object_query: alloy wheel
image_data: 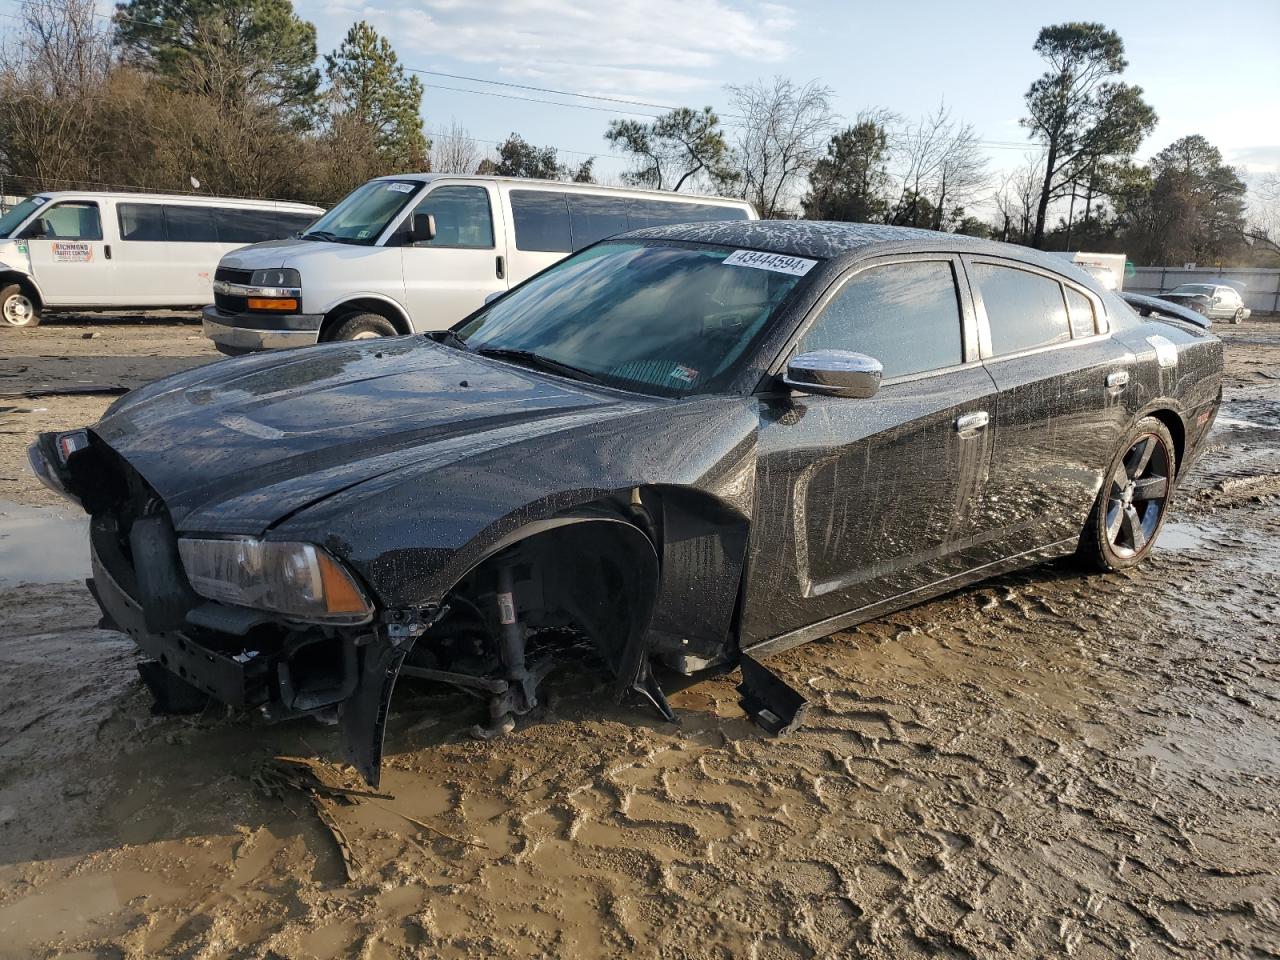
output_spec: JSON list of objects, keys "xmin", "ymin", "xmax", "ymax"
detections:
[
  {"xmin": 1105, "ymin": 433, "xmax": 1171, "ymax": 559},
  {"xmin": 2, "ymin": 292, "xmax": 34, "ymax": 326},
  {"xmin": 351, "ymin": 331, "xmax": 383, "ymax": 340}
]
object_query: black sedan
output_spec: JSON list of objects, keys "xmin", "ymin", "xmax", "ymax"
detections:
[{"xmin": 30, "ymin": 222, "xmax": 1223, "ymax": 784}]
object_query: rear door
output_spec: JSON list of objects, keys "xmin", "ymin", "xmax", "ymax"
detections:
[
  {"xmin": 397, "ymin": 181, "xmax": 508, "ymax": 331},
  {"xmin": 742, "ymin": 255, "xmax": 999, "ymax": 646},
  {"xmin": 966, "ymin": 257, "xmax": 1133, "ymax": 554},
  {"xmin": 22, "ymin": 199, "xmax": 116, "ymax": 305}
]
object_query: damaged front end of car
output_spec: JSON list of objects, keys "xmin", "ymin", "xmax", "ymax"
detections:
[{"xmin": 30, "ymin": 428, "xmax": 432, "ymax": 785}]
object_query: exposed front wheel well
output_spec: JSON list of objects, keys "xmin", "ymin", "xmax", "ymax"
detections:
[
  {"xmin": 0, "ymin": 272, "xmax": 40, "ymax": 306},
  {"xmin": 320, "ymin": 299, "xmax": 412, "ymax": 340}
]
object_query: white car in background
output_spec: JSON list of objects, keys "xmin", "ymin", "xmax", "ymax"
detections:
[
  {"xmin": 1158, "ymin": 283, "xmax": 1251, "ymax": 324},
  {"xmin": 201, "ymin": 174, "xmax": 757, "ymax": 354},
  {"xmin": 0, "ymin": 192, "xmax": 323, "ymax": 329}
]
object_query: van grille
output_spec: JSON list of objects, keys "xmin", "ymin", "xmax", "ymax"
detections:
[{"xmin": 213, "ymin": 266, "xmax": 252, "ymax": 312}]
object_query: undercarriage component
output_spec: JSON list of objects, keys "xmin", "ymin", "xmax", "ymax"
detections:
[
  {"xmin": 631, "ymin": 658, "xmax": 676, "ymax": 722},
  {"xmin": 736, "ymin": 654, "xmax": 808, "ymax": 736},
  {"xmin": 137, "ymin": 659, "xmax": 210, "ymax": 714}
]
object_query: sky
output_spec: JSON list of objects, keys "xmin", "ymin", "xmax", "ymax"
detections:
[{"xmin": 293, "ymin": 0, "xmax": 1280, "ymax": 194}]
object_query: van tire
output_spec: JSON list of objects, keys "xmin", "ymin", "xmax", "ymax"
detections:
[
  {"xmin": 0, "ymin": 284, "xmax": 40, "ymax": 329},
  {"xmin": 327, "ymin": 312, "xmax": 397, "ymax": 342}
]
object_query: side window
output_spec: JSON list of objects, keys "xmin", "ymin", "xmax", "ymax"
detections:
[
  {"xmin": 410, "ymin": 186, "xmax": 494, "ymax": 248},
  {"xmin": 627, "ymin": 199, "xmax": 701, "ymax": 228},
  {"xmin": 33, "ymin": 202, "xmax": 102, "ymax": 240},
  {"xmin": 278, "ymin": 211, "xmax": 317, "ymax": 235},
  {"xmin": 798, "ymin": 260, "xmax": 965, "ymax": 379},
  {"xmin": 567, "ymin": 195, "xmax": 629, "ymax": 250},
  {"xmin": 118, "ymin": 203, "xmax": 166, "ymax": 241},
  {"xmin": 164, "ymin": 205, "xmax": 219, "ymax": 243},
  {"xmin": 684, "ymin": 202, "xmax": 750, "ymax": 222},
  {"xmin": 1064, "ymin": 287, "xmax": 1097, "ymax": 338},
  {"xmin": 972, "ymin": 263, "xmax": 1070, "ymax": 356},
  {"xmin": 511, "ymin": 190, "xmax": 571, "ymax": 252},
  {"xmin": 215, "ymin": 209, "xmax": 277, "ymax": 244}
]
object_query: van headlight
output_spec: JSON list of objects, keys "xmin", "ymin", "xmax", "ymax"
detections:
[
  {"xmin": 245, "ymin": 268, "xmax": 301, "ymax": 312},
  {"xmin": 178, "ymin": 538, "xmax": 372, "ymax": 623}
]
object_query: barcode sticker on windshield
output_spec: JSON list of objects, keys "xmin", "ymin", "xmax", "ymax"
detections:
[
  {"xmin": 723, "ymin": 250, "xmax": 817, "ymax": 276},
  {"xmin": 385, "ymin": 182, "xmax": 415, "ymax": 193}
]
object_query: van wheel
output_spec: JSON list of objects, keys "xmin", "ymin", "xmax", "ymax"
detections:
[
  {"xmin": 1077, "ymin": 416, "xmax": 1176, "ymax": 572},
  {"xmin": 0, "ymin": 284, "xmax": 40, "ymax": 328},
  {"xmin": 327, "ymin": 312, "xmax": 397, "ymax": 341}
]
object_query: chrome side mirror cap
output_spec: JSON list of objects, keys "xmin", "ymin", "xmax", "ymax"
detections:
[{"xmin": 784, "ymin": 349, "xmax": 883, "ymax": 399}]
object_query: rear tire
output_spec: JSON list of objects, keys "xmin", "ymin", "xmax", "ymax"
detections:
[
  {"xmin": 1232, "ymin": 308, "xmax": 1244, "ymax": 324},
  {"xmin": 326, "ymin": 312, "xmax": 397, "ymax": 341},
  {"xmin": 1078, "ymin": 416, "xmax": 1177, "ymax": 572},
  {"xmin": 0, "ymin": 283, "xmax": 40, "ymax": 328}
]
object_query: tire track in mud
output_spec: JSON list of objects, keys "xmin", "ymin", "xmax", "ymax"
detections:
[{"xmin": 0, "ymin": 323, "xmax": 1278, "ymax": 959}]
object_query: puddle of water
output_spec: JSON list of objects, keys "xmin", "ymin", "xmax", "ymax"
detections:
[
  {"xmin": 1215, "ymin": 415, "xmax": 1277, "ymax": 431},
  {"xmin": 1158, "ymin": 521, "xmax": 1207, "ymax": 552},
  {"xmin": 0, "ymin": 499, "xmax": 91, "ymax": 584}
]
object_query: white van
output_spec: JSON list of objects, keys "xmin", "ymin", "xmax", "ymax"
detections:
[
  {"xmin": 200, "ymin": 175, "xmax": 756, "ymax": 354},
  {"xmin": 0, "ymin": 192, "xmax": 323, "ymax": 328}
]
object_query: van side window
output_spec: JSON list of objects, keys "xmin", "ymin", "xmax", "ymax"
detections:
[
  {"xmin": 568, "ymin": 195, "xmax": 629, "ymax": 250},
  {"xmin": 216, "ymin": 209, "xmax": 278, "ymax": 244},
  {"xmin": 798, "ymin": 261, "xmax": 964, "ymax": 379},
  {"xmin": 276, "ymin": 211, "xmax": 316, "ymax": 235},
  {"xmin": 31, "ymin": 202, "xmax": 102, "ymax": 241},
  {"xmin": 1064, "ymin": 287, "xmax": 1097, "ymax": 338},
  {"xmin": 164, "ymin": 205, "xmax": 219, "ymax": 243},
  {"xmin": 118, "ymin": 203, "xmax": 166, "ymax": 241},
  {"xmin": 511, "ymin": 191, "xmax": 572, "ymax": 252},
  {"xmin": 972, "ymin": 262, "xmax": 1071, "ymax": 356},
  {"xmin": 410, "ymin": 186, "xmax": 494, "ymax": 248}
]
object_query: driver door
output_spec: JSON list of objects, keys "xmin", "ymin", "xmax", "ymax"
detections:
[
  {"xmin": 22, "ymin": 200, "xmax": 116, "ymax": 305},
  {"xmin": 741, "ymin": 255, "xmax": 1000, "ymax": 648}
]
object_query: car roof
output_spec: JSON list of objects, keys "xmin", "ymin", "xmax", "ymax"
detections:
[
  {"xmin": 33, "ymin": 191, "xmax": 323, "ymax": 212},
  {"xmin": 621, "ymin": 219, "xmax": 1107, "ymax": 289},
  {"xmin": 366, "ymin": 172, "xmax": 752, "ymax": 207}
]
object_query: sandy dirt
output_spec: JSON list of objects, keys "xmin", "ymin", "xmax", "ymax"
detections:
[{"xmin": 0, "ymin": 314, "xmax": 1278, "ymax": 959}]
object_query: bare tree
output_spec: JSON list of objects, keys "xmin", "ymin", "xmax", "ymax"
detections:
[
  {"xmin": 726, "ymin": 76, "xmax": 837, "ymax": 217},
  {"xmin": 991, "ymin": 152, "xmax": 1046, "ymax": 243},
  {"xmin": 887, "ymin": 103, "xmax": 989, "ymax": 230},
  {"xmin": 1244, "ymin": 172, "xmax": 1280, "ymax": 254},
  {"xmin": 431, "ymin": 120, "xmax": 483, "ymax": 175},
  {"xmin": 0, "ymin": 0, "xmax": 114, "ymax": 188}
]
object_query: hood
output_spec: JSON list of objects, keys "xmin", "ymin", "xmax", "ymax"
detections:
[
  {"xmin": 217, "ymin": 236, "xmax": 373, "ymax": 272},
  {"xmin": 92, "ymin": 338, "xmax": 657, "ymax": 534}
]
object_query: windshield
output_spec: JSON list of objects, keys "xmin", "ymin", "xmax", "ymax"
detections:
[
  {"xmin": 0, "ymin": 196, "xmax": 48, "ymax": 238},
  {"xmin": 1171, "ymin": 284, "xmax": 1214, "ymax": 295},
  {"xmin": 456, "ymin": 241, "xmax": 812, "ymax": 397},
  {"xmin": 301, "ymin": 179, "xmax": 421, "ymax": 244}
]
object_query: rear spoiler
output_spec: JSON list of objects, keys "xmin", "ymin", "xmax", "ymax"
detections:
[{"xmin": 1120, "ymin": 292, "xmax": 1212, "ymax": 330}]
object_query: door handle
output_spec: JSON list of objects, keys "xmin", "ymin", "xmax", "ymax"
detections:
[
  {"xmin": 104, "ymin": 244, "xmax": 112, "ymax": 260},
  {"xmin": 955, "ymin": 411, "xmax": 989, "ymax": 438},
  {"xmin": 495, "ymin": 255, "xmax": 505, "ymax": 280},
  {"xmin": 1106, "ymin": 370, "xmax": 1129, "ymax": 392}
]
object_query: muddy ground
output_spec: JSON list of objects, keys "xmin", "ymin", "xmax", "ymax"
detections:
[{"xmin": 0, "ymin": 314, "xmax": 1277, "ymax": 959}]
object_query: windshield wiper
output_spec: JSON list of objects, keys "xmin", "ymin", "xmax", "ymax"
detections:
[
  {"xmin": 428, "ymin": 329, "xmax": 470, "ymax": 350},
  {"xmin": 473, "ymin": 347, "xmax": 601, "ymax": 384},
  {"xmin": 300, "ymin": 230, "xmax": 364, "ymax": 245}
]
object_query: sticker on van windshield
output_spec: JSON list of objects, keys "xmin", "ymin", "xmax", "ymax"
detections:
[
  {"xmin": 722, "ymin": 249, "xmax": 817, "ymax": 277},
  {"xmin": 385, "ymin": 183, "xmax": 415, "ymax": 193},
  {"xmin": 31, "ymin": 196, "xmax": 46, "ymax": 207},
  {"xmin": 52, "ymin": 241, "xmax": 93, "ymax": 263}
]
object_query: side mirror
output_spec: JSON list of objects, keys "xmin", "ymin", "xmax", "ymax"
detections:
[
  {"xmin": 784, "ymin": 349, "xmax": 882, "ymax": 399},
  {"xmin": 409, "ymin": 212, "xmax": 436, "ymax": 244}
]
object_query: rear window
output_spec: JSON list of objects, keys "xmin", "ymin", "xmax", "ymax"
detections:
[{"xmin": 973, "ymin": 263, "xmax": 1070, "ymax": 356}]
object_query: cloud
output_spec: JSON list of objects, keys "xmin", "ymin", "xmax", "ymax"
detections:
[
  {"xmin": 341, "ymin": 0, "xmax": 796, "ymax": 100},
  {"xmin": 1228, "ymin": 144, "xmax": 1280, "ymax": 175}
]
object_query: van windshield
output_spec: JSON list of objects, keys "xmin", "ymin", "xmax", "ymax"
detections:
[
  {"xmin": 455, "ymin": 241, "xmax": 811, "ymax": 397},
  {"xmin": 0, "ymin": 196, "xmax": 49, "ymax": 238},
  {"xmin": 300, "ymin": 180, "xmax": 421, "ymax": 245}
]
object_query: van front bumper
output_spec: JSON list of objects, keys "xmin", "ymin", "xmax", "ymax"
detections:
[{"xmin": 202, "ymin": 305, "xmax": 324, "ymax": 356}]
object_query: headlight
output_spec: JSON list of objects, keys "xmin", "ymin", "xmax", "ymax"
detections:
[
  {"xmin": 250, "ymin": 268, "xmax": 300, "ymax": 288},
  {"xmin": 178, "ymin": 538, "xmax": 372, "ymax": 623}
]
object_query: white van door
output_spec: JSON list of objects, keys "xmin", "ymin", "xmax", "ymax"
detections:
[
  {"xmin": 397, "ymin": 182, "xmax": 508, "ymax": 330},
  {"xmin": 501, "ymin": 187, "xmax": 575, "ymax": 284},
  {"xmin": 21, "ymin": 199, "xmax": 116, "ymax": 306},
  {"xmin": 115, "ymin": 201, "xmax": 225, "ymax": 306}
]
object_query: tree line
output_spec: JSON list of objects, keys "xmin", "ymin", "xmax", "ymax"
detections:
[{"xmin": 1, "ymin": 2, "xmax": 1274, "ymax": 267}]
